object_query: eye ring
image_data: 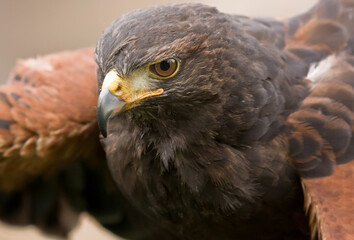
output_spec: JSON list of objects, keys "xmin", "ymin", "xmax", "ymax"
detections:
[{"xmin": 148, "ymin": 58, "xmax": 179, "ymax": 79}]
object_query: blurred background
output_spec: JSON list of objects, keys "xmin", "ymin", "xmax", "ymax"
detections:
[
  {"xmin": 0, "ymin": 0, "xmax": 317, "ymax": 84},
  {"xmin": 0, "ymin": 0, "xmax": 316, "ymax": 239}
]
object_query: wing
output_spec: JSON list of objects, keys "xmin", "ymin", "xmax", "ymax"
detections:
[
  {"xmin": 283, "ymin": 1, "xmax": 354, "ymax": 239},
  {"xmin": 0, "ymin": 49, "xmax": 104, "ymax": 235},
  {"xmin": 0, "ymin": 50, "xmax": 170, "ymax": 239},
  {"xmin": 0, "ymin": 49, "xmax": 100, "ymax": 191},
  {"xmin": 303, "ymin": 161, "xmax": 354, "ymax": 240},
  {"xmin": 289, "ymin": 55, "xmax": 354, "ymax": 240}
]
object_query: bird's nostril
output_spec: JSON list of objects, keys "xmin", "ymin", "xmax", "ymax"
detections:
[{"xmin": 114, "ymin": 85, "xmax": 122, "ymax": 95}]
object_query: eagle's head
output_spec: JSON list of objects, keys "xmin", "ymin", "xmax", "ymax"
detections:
[{"xmin": 95, "ymin": 3, "xmax": 305, "ymax": 215}]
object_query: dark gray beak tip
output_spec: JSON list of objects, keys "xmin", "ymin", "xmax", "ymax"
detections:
[{"xmin": 97, "ymin": 88, "xmax": 125, "ymax": 138}]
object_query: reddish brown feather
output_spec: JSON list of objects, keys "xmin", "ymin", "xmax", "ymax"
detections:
[
  {"xmin": 0, "ymin": 49, "xmax": 101, "ymax": 191},
  {"xmin": 287, "ymin": 55, "xmax": 354, "ymax": 239},
  {"xmin": 290, "ymin": 5, "xmax": 354, "ymax": 237},
  {"xmin": 283, "ymin": 2, "xmax": 354, "ymax": 236},
  {"xmin": 302, "ymin": 160, "xmax": 354, "ymax": 240},
  {"xmin": 289, "ymin": 19, "xmax": 348, "ymax": 53}
]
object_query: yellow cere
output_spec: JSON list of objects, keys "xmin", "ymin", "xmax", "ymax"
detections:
[
  {"xmin": 102, "ymin": 69, "xmax": 121, "ymax": 94},
  {"xmin": 102, "ymin": 68, "xmax": 164, "ymax": 104}
]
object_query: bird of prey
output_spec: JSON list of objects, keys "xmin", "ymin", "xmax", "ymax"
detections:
[{"xmin": 1, "ymin": 0, "xmax": 354, "ymax": 239}]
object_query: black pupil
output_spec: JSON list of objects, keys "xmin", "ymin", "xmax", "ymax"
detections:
[{"xmin": 160, "ymin": 60, "xmax": 170, "ymax": 71}]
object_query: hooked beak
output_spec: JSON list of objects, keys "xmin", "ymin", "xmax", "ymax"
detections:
[
  {"xmin": 97, "ymin": 88, "xmax": 124, "ymax": 137},
  {"xmin": 97, "ymin": 69, "xmax": 164, "ymax": 137}
]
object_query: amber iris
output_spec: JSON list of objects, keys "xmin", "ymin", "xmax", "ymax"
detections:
[{"xmin": 149, "ymin": 58, "xmax": 178, "ymax": 78}]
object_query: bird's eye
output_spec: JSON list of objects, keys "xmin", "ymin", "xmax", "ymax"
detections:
[{"xmin": 148, "ymin": 58, "xmax": 179, "ymax": 79}]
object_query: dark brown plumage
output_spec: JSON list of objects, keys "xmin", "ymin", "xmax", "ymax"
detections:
[
  {"xmin": 0, "ymin": 0, "xmax": 353, "ymax": 239},
  {"xmin": 96, "ymin": 0, "xmax": 354, "ymax": 239}
]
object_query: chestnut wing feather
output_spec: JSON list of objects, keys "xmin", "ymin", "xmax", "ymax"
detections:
[{"xmin": 284, "ymin": 1, "xmax": 354, "ymax": 238}]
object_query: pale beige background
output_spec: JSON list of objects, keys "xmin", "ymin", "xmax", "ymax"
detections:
[
  {"xmin": 0, "ymin": 0, "xmax": 317, "ymax": 83},
  {"xmin": 0, "ymin": 0, "xmax": 316, "ymax": 239}
]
